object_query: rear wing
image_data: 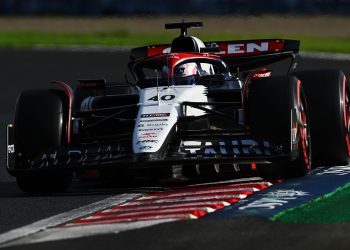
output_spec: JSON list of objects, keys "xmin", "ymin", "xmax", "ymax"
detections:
[{"xmin": 130, "ymin": 39, "xmax": 300, "ymax": 72}]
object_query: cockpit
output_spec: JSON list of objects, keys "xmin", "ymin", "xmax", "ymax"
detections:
[{"xmin": 133, "ymin": 55, "xmax": 241, "ymax": 89}]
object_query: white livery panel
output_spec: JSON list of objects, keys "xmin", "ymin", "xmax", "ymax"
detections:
[{"xmin": 133, "ymin": 85, "xmax": 207, "ymax": 153}]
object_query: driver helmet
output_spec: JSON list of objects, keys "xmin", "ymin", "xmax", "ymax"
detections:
[{"xmin": 174, "ymin": 62, "xmax": 198, "ymax": 77}]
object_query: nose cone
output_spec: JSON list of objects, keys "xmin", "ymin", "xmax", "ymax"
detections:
[
  {"xmin": 132, "ymin": 85, "xmax": 208, "ymax": 155},
  {"xmin": 133, "ymin": 109, "xmax": 177, "ymax": 154}
]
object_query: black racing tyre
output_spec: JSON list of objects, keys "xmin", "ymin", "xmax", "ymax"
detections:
[
  {"xmin": 293, "ymin": 70, "xmax": 349, "ymax": 166},
  {"xmin": 247, "ymin": 75, "xmax": 311, "ymax": 179},
  {"xmin": 14, "ymin": 89, "xmax": 72, "ymax": 193}
]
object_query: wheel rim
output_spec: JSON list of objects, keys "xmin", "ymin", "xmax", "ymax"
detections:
[
  {"xmin": 300, "ymin": 96, "xmax": 311, "ymax": 170},
  {"xmin": 343, "ymin": 76, "xmax": 350, "ymax": 157}
]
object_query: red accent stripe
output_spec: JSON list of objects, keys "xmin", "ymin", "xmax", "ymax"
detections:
[
  {"xmin": 71, "ymin": 210, "xmax": 206, "ymax": 224},
  {"xmin": 117, "ymin": 197, "xmax": 239, "ymax": 208},
  {"xmin": 107, "ymin": 203, "xmax": 225, "ymax": 213},
  {"xmin": 140, "ymin": 189, "xmax": 254, "ymax": 200},
  {"xmin": 67, "ymin": 197, "xmax": 240, "ymax": 226},
  {"xmin": 65, "ymin": 198, "xmax": 240, "ymax": 226},
  {"xmin": 146, "ymin": 40, "xmax": 285, "ymax": 58},
  {"xmin": 162, "ymin": 182, "xmax": 271, "ymax": 192},
  {"xmin": 127, "ymin": 195, "xmax": 244, "ymax": 206},
  {"xmin": 51, "ymin": 80, "xmax": 73, "ymax": 144},
  {"xmin": 94, "ymin": 206, "xmax": 215, "ymax": 217},
  {"xmin": 111, "ymin": 200, "xmax": 232, "ymax": 211},
  {"xmin": 64, "ymin": 214, "xmax": 191, "ymax": 227}
]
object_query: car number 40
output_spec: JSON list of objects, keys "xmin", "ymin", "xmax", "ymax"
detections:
[{"xmin": 148, "ymin": 95, "xmax": 175, "ymax": 101}]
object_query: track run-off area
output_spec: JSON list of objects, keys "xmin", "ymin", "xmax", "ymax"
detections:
[
  {"xmin": 2, "ymin": 166, "xmax": 350, "ymax": 248},
  {"xmin": 0, "ymin": 177, "xmax": 272, "ymax": 246},
  {"xmin": 1, "ymin": 49, "xmax": 350, "ymax": 249}
]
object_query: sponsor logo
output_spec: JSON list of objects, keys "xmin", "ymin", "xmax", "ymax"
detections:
[
  {"xmin": 253, "ymin": 72, "xmax": 272, "ymax": 78},
  {"xmin": 140, "ymin": 119, "xmax": 168, "ymax": 123},
  {"xmin": 36, "ymin": 145, "xmax": 125, "ymax": 168},
  {"xmin": 139, "ymin": 128, "xmax": 163, "ymax": 131},
  {"xmin": 146, "ymin": 123, "xmax": 167, "ymax": 127},
  {"xmin": 228, "ymin": 42, "xmax": 269, "ymax": 54},
  {"xmin": 316, "ymin": 166, "xmax": 350, "ymax": 176},
  {"xmin": 141, "ymin": 113, "xmax": 170, "ymax": 118},
  {"xmin": 238, "ymin": 189, "xmax": 310, "ymax": 210},
  {"xmin": 183, "ymin": 140, "xmax": 271, "ymax": 156},
  {"xmin": 7, "ymin": 144, "xmax": 15, "ymax": 154},
  {"xmin": 139, "ymin": 132, "xmax": 157, "ymax": 138},
  {"xmin": 137, "ymin": 140, "xmax": 159, "ymax": 144}
]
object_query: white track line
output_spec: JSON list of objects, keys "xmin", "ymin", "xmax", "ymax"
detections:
[
  {"xmin": 3, "ymin": 220, "xmax": 175, "ymax": 246},
  {"xmin": 0, "ymin": 193, "xmax": 142, "ymax": 248}
]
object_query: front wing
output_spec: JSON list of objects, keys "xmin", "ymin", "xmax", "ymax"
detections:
[{"xmin": 7, "ymin": 131, "xmax": 292, "ymax": 175}]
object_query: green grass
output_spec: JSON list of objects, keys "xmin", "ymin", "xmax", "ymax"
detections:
[
  {"xmin": 0, "ymin": 30, "xmax": 350, "ymax": 53},
  {"xmin": 272, "ymin": 183, "xmax": 350, "ymax": 223}
]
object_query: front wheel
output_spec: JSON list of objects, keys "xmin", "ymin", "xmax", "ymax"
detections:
[{"xmin": 14, "ymin": 89, "xmax": 72, "ymax": 193}]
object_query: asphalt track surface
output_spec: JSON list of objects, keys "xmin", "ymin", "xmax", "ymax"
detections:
[{"xmin": 1, "ymin": 49, "xmax": 350, "ymax": 249}]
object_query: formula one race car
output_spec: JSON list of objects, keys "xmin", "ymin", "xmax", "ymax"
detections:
[{"xmin": 6, "ymin": 21, "xmax": 350, "ymax": 193}]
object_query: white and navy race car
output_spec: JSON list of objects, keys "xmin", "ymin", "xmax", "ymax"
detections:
[{"xmin": 6, "ymin": 22, "xmax": 350, "ymax": 193}]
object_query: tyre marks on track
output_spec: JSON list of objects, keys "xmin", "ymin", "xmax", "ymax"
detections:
[{"xmin": 0, "ymin": 178, "xmax": 272, "ymax": 247}]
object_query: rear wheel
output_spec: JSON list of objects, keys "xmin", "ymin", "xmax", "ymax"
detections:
[
  {"xmin": 248, "ymin": 75, "xmax": 311, "ymax": 179},
  {"xmin": 293, "ymin": 70, "xmax": 349, "ymax": 166},
  {"xmin": 14, "ymin": 89, "xmax": 72, "ymax": 193}
]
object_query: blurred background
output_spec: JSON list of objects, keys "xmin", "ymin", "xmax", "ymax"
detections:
[
  {"xmin": 1, "ymin": 0, "xmax": 350, "ymax": 15},
  {"xmin": 0, "ymin": 0, "xmax": 349, "ymax": 113},
  {"xmin": 0, "ymin": 0, "xmax": 349, "ymax": 53}
]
